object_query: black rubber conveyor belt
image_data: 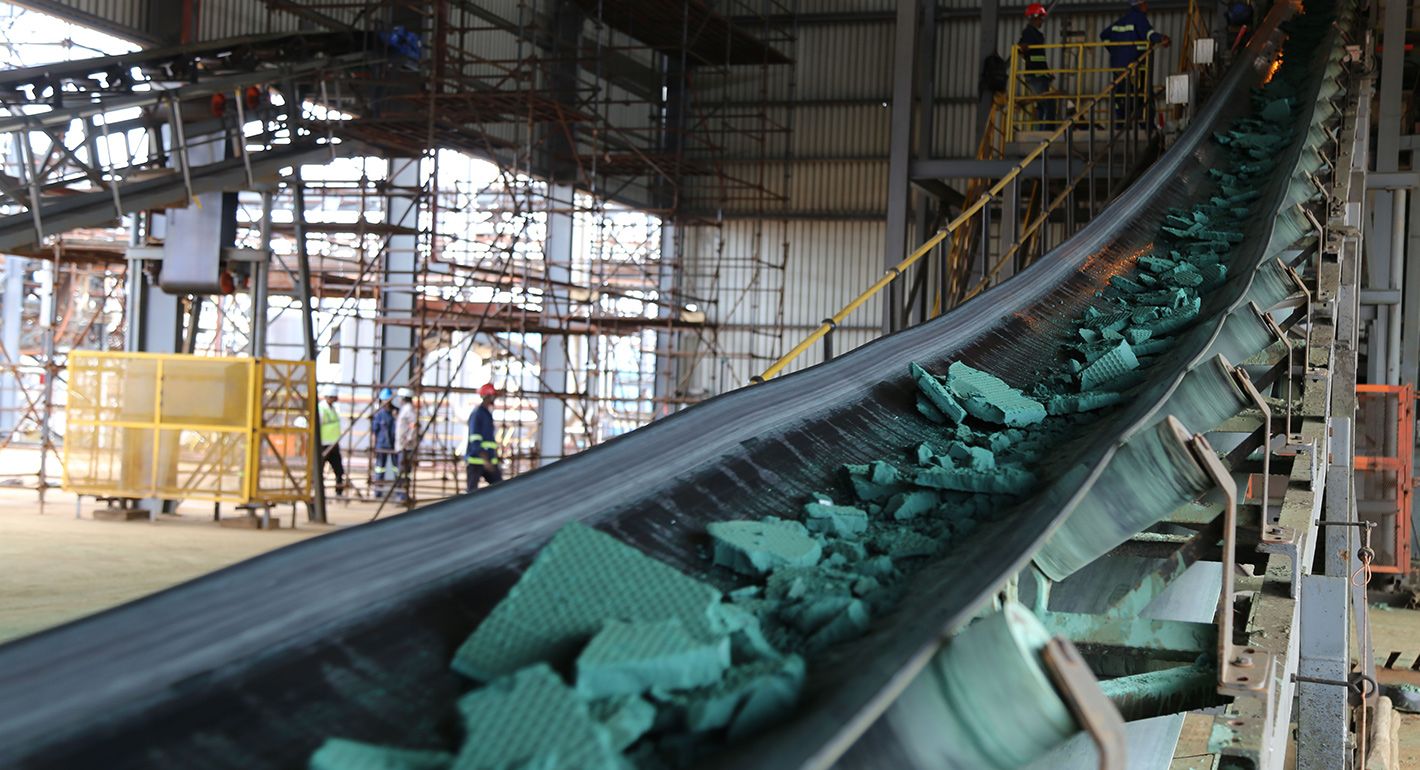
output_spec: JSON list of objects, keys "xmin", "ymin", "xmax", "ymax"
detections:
[{"xmin": 0, "ymin": 2, "xmax": 1332, "ymax": 767}]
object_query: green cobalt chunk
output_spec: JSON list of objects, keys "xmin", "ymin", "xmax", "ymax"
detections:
[
  {"xmin": 911, "ymin": 363, "xmax": 967, "ymax": 423},
  {"xmin": 911, "ymin": 465, "xmax": 1035, "ymax": 495},
  {"xmin": 883, "ymin": 489, "xmax": 938, "ymax": 521},
  {"xmin": 454, "ymin": 664, "xmax": 620, "ymax": 770},
  {"xmin": 945, "ymin": 441, "xmax": 995, "ymax": 470},
  {"xmin": 576, "ymin": 618, "xmax": 731, "ymax": 698},
  {"xmin": 310, "ymin": 739, "xmax": 453, "ymax": 770},
  {"xmin": 843, "ymin": 464, "xmax": 902, "ymax": 502},
  {"xmin": 1078, "ymin": 340, "xmax": 1139, "ymax": 390},
  {"xmin": 709, "ymin": 518, "xmax": 822, "ymax": 576},
  {"xmin": 667, "ymin": 654, "xmax": 806, "ymax": 738},
  {"xmin": 803, "ymin": 500, "xmax": 869, "ymax": 537},
  {"xmin": 804, "ymin": 598, "xmax": 871, "ymax": 651},
  {"xmin": 870, "ymin": 529, "xmax": 939, "ymax": 559},
  {"xmin": 452, "ymin": 522, "xmax": 725, "ymax": 681},
  {"xmin": 945, "ymin": 361, "xmax": 1047, "ymax": 427},
  {"xmin": 1046, "ymin": 391, "xmax": 1123, "ymax": 415},
  {"xmin": 587, "ymin": 695, "xmax": 656, "ymax": 752},
  {"xmin": 916, "ymin": 395, "xmax": 947, "ymax": 424}
]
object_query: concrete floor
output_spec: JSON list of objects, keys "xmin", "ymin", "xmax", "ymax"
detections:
[
  {"xmin": 1367, "ymin": 605, "xmax": 1420, "ymax": 767},
  {"xmin": 1, "ymin": 485, "xmax": 1418, "ymax": 764},
  {"xmin": 0, "ymin": 487, "xmax": 402, "ymax": 643}
]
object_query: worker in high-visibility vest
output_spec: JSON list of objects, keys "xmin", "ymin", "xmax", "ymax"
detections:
[
  {"xmin": 1100, "ymin": 0, "xmax": 1170, "ymax": 123},
  {"xmin": 317, "ymin": 385, "xmax": 347, "ymax": 496},
  {"xmin": 1019, "ymin": 3, "xmax": 1056, "ymax": 126},
  {"xmin": 466, "ymin": 383, "xmax": 503, "ymax": 492}
]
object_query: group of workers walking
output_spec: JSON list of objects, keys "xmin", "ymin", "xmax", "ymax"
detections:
[
  {"xmin": 370, "ymin": 387, "xmax": 419, "ymax": 502},
  {"xmin": 1015, "ymin": 0, "xmax": 1172, "ymax": 126},
  {"xmin": 316, "ymin": 382, "xmax": 504, "ymax": 504}
]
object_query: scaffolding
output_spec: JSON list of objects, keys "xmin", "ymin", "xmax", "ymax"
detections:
[{"xmin": 0, "ymin": 0, "xmax": 797, "ymax": 513}]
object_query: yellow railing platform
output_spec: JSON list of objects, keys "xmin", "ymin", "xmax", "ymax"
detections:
[
  {"xmin": 1006, "ymin": 40, "xmax": 1155, "ymax": 140},
  {"xmin": 63, "ymin": 351, "xmax": 315, "ymax": 505}
]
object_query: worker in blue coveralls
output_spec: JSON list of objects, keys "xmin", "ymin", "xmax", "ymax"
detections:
[
  {"xmin": 466, "ymin": 383, "xmax": 503, "ymax": 492},
  {"xmin": 1019, "ymin": 3, "xmax": 1056, "ymax": 127},
  {"xmin": 1100, "ymin": 0, "xmax": 1169, "ymax": 123},
  {"xmin": 372, "ymin": 392, "xmax": 397, "ymax": 497}
]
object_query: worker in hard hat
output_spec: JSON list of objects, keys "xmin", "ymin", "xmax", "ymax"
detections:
[
  {"xmin": 371, "ymin": 393, "xmax": 397, "ymax": 497},
  {"xmin": 1019, "ymin": 3, "xmax": 1056, "ymax": 127},
  {"xmin": 1100, "ymin": 0, "xmax": 1169, "ymax": 123},
  {"xmin": 466, "ymin": 383, "xmax": 503, "ymax": 492},
  {"xmin": 1224, "ymin": 0, "xmax": 1254, "ymax": 52},
  {"xmin": 317, "ymin": 386, "xmax": 347, "ymax": 496},
  {"xmin": 394, "ymin": 387, "xmax": 419, "ymax": 503}
]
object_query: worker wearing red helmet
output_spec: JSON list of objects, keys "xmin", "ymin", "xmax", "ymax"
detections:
[
  {"xmin": 1019, "ymin": 3, "xmax": 1057, "ymax": 126},
  {"xmin": 466, "ymin": 383, "xmax": 503, "ymax": 491}
]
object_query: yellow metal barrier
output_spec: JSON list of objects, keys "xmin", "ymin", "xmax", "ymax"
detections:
[
  {"xmin": 63, "ymin": 351, "xmax": 315, "ymax": 504},
  {"xmin": 1005, "ymin": 40, "xmax": 1154, "ymax": 141},
  {"xmin": 757, "ymin": 45, "xmax": 1156, "ymax": 382}
]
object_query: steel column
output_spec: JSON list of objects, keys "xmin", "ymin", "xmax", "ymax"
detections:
[
  {"xmin": 1403, "ymin": 184, "xmax": 1420, "ymax": 387},
  {"xmin": 998, "ymin": 179, "xmax": 1020, "ymax": 283},
  {"xmin": 977, "ymin": 0, "xmax": 1001, "ymax": 134},
  {"xmin": 250, "ymin": 191, "xmax": 272, "ymax": 358},
  {"xmin": 653, "ymin": 221, "xmax": 680, "ymax": 417},
  {"xmin": 1385, "ymin": 189, "xmax": 1405, "ymax": 384},
  {"xmin": 882, "ymin": 0, "xmax": 921, "ymax": 333},
  {"xmin": 293, "ymin": 174, "xmax": 327, "ymax": 525},
  {"xmin": 0, "ymin": 256, "xmax": 23, "ymax": 438},
  {"xmin": 912, "ymin": 0, "xmax": 938, "ymax": 327},
  {"xmin": 1296, "ymin": 574, "xmax": 1350, "ymax": 770},
  {"xmin": 537, "ymin": 183, "xmax": 574, "ymax": 466},
  {"xmin": 379, "ymin": 158, "xmax": 421, "ymax": 388},
  {"xmin": 1366, "ymin": 0, "xmax": 1407, "ymax": 385}
]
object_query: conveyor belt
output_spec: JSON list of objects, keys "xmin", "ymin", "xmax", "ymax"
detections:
[{"xmin": 0, "ymin": 2, "xmax": 1344, "ymax": 767}]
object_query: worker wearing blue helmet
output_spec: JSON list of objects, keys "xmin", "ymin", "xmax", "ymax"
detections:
[
  {"xmin": 371, "ymin": 389, "xmax": 397, "ymax": 496},
  {"xmin": 1100, "ymin": 0, "xmax": 1170, "ymax": 121}
]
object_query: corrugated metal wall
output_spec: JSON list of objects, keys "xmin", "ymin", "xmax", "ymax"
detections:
[{"xmin": 677, "ymin": 218, "xmax": 884, "ymax": 392}]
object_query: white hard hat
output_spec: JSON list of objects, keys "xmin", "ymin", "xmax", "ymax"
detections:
[
  {"xmin": 319, "ymin": 385, "xmax": 338, "ymax": 398},
  {"xmin": 396, "ymin": 387, "xmax": 414, "ymax": 398}
]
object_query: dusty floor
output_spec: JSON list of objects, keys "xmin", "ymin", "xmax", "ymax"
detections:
[{"xmin": 0, "ymin": 486, "xmax": 405, "ymax": 643}]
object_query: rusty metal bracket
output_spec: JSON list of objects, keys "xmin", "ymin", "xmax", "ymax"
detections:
[
  {"xmin": 1308, "ymin": 172, "xmax": 1331, "ymax": 202},
  {"xmin": 1232, "ymin": 366, "xmax": 1273, "ymax": 525},
  {"xmin": 1302, "ymin": 204, "xmax": 1329, "ymax": 300},
  {"xmin": 1249, "ymin": 299, "xmax": 1302, "ymax": 435},
  {"xmin": 1188, "ymin": 433, "xmax": 1277, "ymax": 695},
  {"xmin": 1232, "ymin": 366, "xmax": 1302, "ymax": 597},
  {"xmin": 1042, "ymin": 636, "xmax": 1127, "ymax": 770}
]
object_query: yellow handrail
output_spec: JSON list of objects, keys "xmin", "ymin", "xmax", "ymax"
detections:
[
  {"xmin": 756, "ymin": 46, "xmax": 1158, "ymax": 382},
  {"xmin": 1005, "ymin": 39, "xmax": 1154, "ymax": 140}
]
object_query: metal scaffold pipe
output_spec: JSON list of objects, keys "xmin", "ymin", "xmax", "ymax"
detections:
[{"xmin": 293, "ymin": 173, "xmax": 327, "ymax": 525}]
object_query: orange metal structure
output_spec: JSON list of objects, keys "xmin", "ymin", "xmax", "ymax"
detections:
[{"xmin": 1354, "ymin": 384, "xmax": 1414, "ymax": 574}]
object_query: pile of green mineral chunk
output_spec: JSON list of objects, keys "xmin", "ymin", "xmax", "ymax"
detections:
[
  {"xmin": 308, "ymin": 8, "xmax": 1336, "ymax": 765},
  {"xmin": 312, "ymin": 523, "xmax": 804, "ymax": 769}
]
